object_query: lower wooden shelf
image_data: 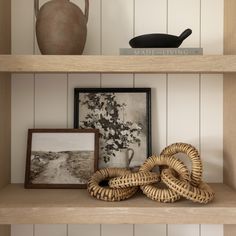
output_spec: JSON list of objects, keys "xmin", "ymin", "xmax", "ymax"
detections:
[{"xmin": 0, "ymin": 184, "xmax": 235, "ymax": 224}]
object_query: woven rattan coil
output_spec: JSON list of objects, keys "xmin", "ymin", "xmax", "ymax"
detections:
[
  {"xmin": 108, "ymin": 171, "xmax": 160, "ymax": 189},
  {"xmin": 139, "ymin": 155, "xmax": 190, "ymax": 203},
  {"xmin": 160, "ymin": 143, "xmax": 203, "ymax": 187},
  {"xmin": 161, "ymin": 168, "xmax": 215, "ymax": 203},
  {"xmin": 87, "ymin": 168, "xmax": 138, "ymax": 202}
]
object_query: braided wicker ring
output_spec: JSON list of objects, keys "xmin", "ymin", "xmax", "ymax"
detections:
[
  {"xmin": 87, "ymin": 168, "xmax": 138, "ymax": 202},
  {"xmin": 160, "ymin": 143, "xmax": 202, "ymax": 187},
  {"xmin": 139, "ymin": 155, "xmax": 190, "ymax": 203},
  {"xmin": 161, "ymin": 168, "xmax": 215, "ymax": 204},
  {"xmin": 109, "ymin": 171, "xmax": 160, "ymax": 189}
]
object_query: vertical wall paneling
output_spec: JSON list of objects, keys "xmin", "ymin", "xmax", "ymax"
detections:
[
  {"xmin": 200, "ymin": 0, "xmax": 223, "ymax": 183},
  {"xmin": 68, "ymin": 224, "xmax": 100, "ymax": 236},
  {"xmin": 134, "ymin": 224, "xmax": 166, "ymax": 236},
  {"xmin": 168, "ymin": 224, "xmax": 199, "ymax": 236},
  {"xmin": 201, "ymin": 225, "xmax": 224, "ymax": 236},
  {"xmin": 135, "ymin": 0, "xmax": 167, "ymax": 35},
  {"xmin": 11, "ymin": 0, "xmax": 34, "ymax": 54},
  {"xmin": 67, "ymin": 74, "xmax": 101, "ymax": 128},
  {"xmin": 101, "ymin": 224, "xmax": 133, "ymax": 236},
  {"xmin": 200, "ymin": 75, "xmax": 223, "ymax": 182},
  {"xmin": 11, "ymin": 225, "xmax": 33, "ymax": 236},
  {"xmin": 167, "ymin": 74, "xmax": 200, "ymax": 147},
  {"xmin": 11, "ymin": 0, "xmax": 35, "ymax": 234},
  {"xmin": 11, "ymin": 75, "xmax": 34, "ymax": 183},
  {"xmin": 168, "ymin": 0, "xmax": 200, "ymax": 47},
  {"xmin": 200, "ymin": 1, "xmax": 224, "ymax": 234},
  {"xmin": 34, "ymin": 74, "xmax": 68, "ymax": 128},
  {"xmin": 135, "ymin": 74, "xmax": 167, "ymax": 154},
  {"xmin": 201, "ymin": 0, "xmax": 224, "ymax": 55},
  {"xmin": 101, "ymin": 0, "xmax": 133, "ymax": 55},
  {"xmin": 101, "ymin": 74, "xmax": 133, "ymax": 87},
  {"xmin": 134, "ymin": 0, "xmax": 167, "ymax": 155},
  {"xmin": 168, "ymin": 1, "xmax": 200, "ymax": 236},
  {"xmin": 34, "ymin": 225, "xmax": 67, "ymax": 236}
]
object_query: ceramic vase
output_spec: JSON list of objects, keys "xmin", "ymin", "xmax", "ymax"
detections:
[{"xmin": 35, "ymin": 0, "xmax": 89, "ymax": 55}]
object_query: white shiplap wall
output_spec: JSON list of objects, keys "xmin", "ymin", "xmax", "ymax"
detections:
[{"xmin": 11, "ymin": 0, "xmax": 223, "ymax": 235}]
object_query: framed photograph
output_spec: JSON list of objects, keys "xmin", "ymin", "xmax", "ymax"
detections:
[
  {"xmin": 25, "ymin": 129, "xmax": 99, "ymax": 189},
  {"xmin": 74, "ymin": 88, "xmax": 151, "ymax": 170}
]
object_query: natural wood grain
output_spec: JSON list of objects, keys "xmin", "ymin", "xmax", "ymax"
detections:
[
  {"xmin": 0, "ymin": 0, "xmax": 11, "ymax": 235},
  {"xmin": 224, "ymin": 0, "xmax": 236, "ymax": 189},
  {"xmin": 0, "ymin": 55, "xmax": 236, "ymax": 73},
  {"xmin": 224, "ymin": 0, "xmax": 236, "ymax": 235},
  {"xmin": 0, "ymin": 74, "xmax": 11, "ymax": 188},
  {"xmin": 0, "ymin": 0, "xmax": 11, "ymax": 188},
  {"xmin": 0, "ymin": 226, "xmax": 10, "ymax": 236},
  {"xmin": 0, "ymin": 0, "xmax": 11, "ymax": 54},
  {"xmin": 224, "ymin": 225, "xmax": 236, "ymax": 236},
  {"xmin": 224, "ymin": 74, "xmax": 236, "ymax": 189},
  {"xmin": 224, "ymin": 0, "xmax": 236, "ymax": 55},
  {"xmin": 0, "ymin": 184, "xmax": 234, "ymax": 224}
]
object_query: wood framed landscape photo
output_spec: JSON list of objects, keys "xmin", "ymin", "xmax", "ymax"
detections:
[
  {"xmin": 25, "ymin": 129, "xmax": 99, "ymax": 189},
  {"xmin": 74, "ymin": 88, "xmax": 151, "ymax": 170}
]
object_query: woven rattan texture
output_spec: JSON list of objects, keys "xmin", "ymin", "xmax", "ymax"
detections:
[{"xmin": 87, "ymin": 143, "xmax": 215, "ymax": 204}]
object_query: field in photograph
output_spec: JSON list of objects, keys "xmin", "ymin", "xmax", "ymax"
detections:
[{"xmin": 30, "ymin": 151, "xmax": 94, "ymax": 184}]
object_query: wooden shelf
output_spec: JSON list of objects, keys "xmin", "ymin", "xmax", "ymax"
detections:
[
  {"xmin": 0, "ymin": 184, "xmax": 235, "ymax": 224},
  {"xmin": 0, "ymin": 55, "xmax": 236, "ymax": 73}
]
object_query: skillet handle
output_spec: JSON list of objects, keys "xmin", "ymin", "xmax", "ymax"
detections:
[{"xmin": 179, "ymin": 29, "xmax": 192, "ymax": 42}]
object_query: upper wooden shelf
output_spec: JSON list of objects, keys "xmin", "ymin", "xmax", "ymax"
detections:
[
  {"xmin": 0, "ymin": 55, "xmax": 236, "ymax": 73},
  {"xmin": 0, "ymin": 183, "xmax": 235, "ymax": 224}
]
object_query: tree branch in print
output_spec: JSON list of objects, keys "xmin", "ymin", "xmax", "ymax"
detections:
[{"xmin": 79, "ymin": 93, "xmax": 142, "ymax": 163}]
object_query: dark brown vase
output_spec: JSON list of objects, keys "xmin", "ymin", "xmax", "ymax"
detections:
[{"xmin": 35, "ymin": 0, "xmax": 89, "ymax": 55}]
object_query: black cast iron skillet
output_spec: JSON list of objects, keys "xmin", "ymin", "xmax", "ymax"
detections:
[{"xmin": 129, "ymin": 29, "xmax": 192, "ymax": 48}]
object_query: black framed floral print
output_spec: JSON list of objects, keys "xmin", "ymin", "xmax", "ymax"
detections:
[{"xmin": 74, "ymin": 88, "xmax": 151, "ymax": 170}]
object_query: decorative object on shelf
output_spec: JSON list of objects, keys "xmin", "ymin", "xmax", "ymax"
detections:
[
  {"xmin": 87, "ymin": 168, "xmax": 139, "ymax": 201},
  {"xmin": 109, "ymin": 171, "xmax": 160, "ymax": 189},
  {"xmin": 139, "ymin": 155, "xmax": 190, "ymax": 203},
  {"xmin": 87, "ymin": 143, "xmax": 215, "ymax": 204},
  {"xmin": 120, "ymin": 47, "xmax": 203, "ymax": 55},
  {"xmin": 160, "ymin": 142, "xmax": 202, "ymax": 187},
  {"xmin": 35, "ymin": 0, "xmax": 89, "ymax": 55},
  {"xmin": 25, "ymin": 129, "xmax": 99, "ymax": 189},
  {"xmin": 129, "ymin": 29, "xmax": 192, "ymax": 48},
  {"xmin": 74, "ymin": 88, "xmax": 151, "ymax": 169}
]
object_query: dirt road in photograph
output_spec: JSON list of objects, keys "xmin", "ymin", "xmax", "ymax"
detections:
[{"xmin": 32, "ymin": 153, "xmax": 83, "ymax": 184}]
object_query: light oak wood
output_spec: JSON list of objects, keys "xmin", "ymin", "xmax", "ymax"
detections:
[
  {"xmin": 0, "ymin": 184, "xmax": 234, "ymax": 224},
  {"xmin": 0, "ymin": 55, "xmax": 236, "ymax": 73},
  {"xmin": 225, "ymin": 225, "xmax": 236, "ymax": 236},
  {"xmin": 224, "ymin": 75, "xmax": 236, "ymax": 189},
  {"xmin": 0, "ymin": 226, "xmax": 10, "ymax": 236},
  {"xmin": 0, "ymin": 0, "xmax": 11, "ymax": 235},
  {"xmin": 224, "ymin": 0, "xmax": 236, "ymax": 235},
  {"xmin": 0, "ymin": 74, "xmax": 11, "ymax": 188},
  {"xmin": 0, "ymin": 0, "xmax": 11, "ymax": 54}
]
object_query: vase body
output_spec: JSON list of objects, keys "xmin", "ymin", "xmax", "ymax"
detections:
[
  {"xmin": 35, "ymin": 0, "xmax": 88, "ymax": 55},
  {"xmin": 109, "ymin": 148, "xmax": 134, "ymax": 169}
]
